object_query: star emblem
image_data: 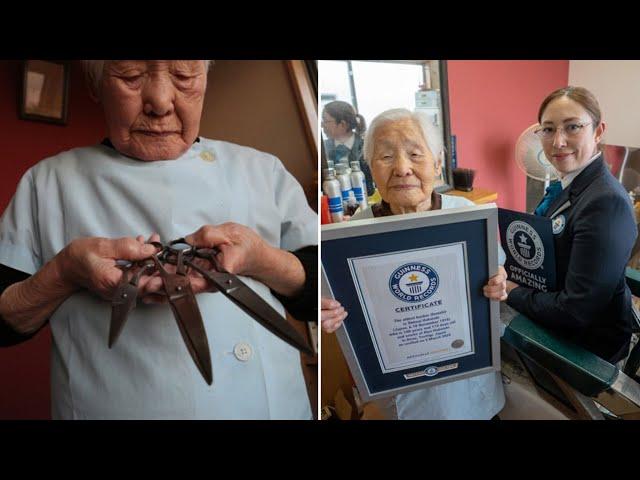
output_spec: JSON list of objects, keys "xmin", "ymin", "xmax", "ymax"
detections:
[
  {"xmin": 519, "ymin": 233, "xmax": 528, "ymax": 244},
  {"xmin": 408, "ymin": 274, "xmax": 419, "ymax": 282}
]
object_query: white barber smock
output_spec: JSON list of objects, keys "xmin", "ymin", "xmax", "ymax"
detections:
[{"xmin": 0, "ymin": 138, "xmax": 317, "ymax": 419}]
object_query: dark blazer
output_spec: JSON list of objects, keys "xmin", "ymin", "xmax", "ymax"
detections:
[
  {"xmin": 325, "ymin": 136, "xmax": 376, "ymax": 196},
  {"xmin": 507, "ymin": 154, "xmax": 637, "ymax": 363}
]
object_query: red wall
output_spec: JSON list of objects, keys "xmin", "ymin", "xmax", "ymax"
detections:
[
  {"xmin": 448, "ymin": 60, "xmax": 570, "ymax": 211},
  {"xmin": 0, "ymin": 61, "xmax": 105, "ymax": 419}
]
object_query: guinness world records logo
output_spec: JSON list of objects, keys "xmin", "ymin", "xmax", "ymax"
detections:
[
  {"xmin": 389, "ymin": 263, "xmax": 439, "ymax": 303},
  {"xmin": 506, "ymin": 220, "xmax": 545, "ymax": 270},
  {"xmin": 425, "ymin": 366, "xmax": 438, "ymax": 377}
]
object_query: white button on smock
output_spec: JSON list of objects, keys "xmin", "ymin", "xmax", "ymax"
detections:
[{"xmin": 233, "ymin": 342, "xmax": 253, "ymax": 362}]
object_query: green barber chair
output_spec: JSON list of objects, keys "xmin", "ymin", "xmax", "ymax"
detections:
[
  {"xmin": 622, "ymin": 267, "xmax": 640, "ymax": 382},
  {"xmin": 501, "ymin": 267, "xmax": 640, "ymax": 420}
]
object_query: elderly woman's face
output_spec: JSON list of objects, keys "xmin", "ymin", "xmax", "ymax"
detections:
[
  {"xmin": 100, "ymin": 60, "xmax": 207, "ymax": 161},
  {"xmin": 371, "ymin": 118, "xmax": 440, "ymax": 212}
]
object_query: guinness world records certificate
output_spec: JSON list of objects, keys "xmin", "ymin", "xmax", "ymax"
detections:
[
  {"xmin": 321, "ymin": 204, "xmax": 501, "ymax": 401},
  {"xmin": 349, "ymin": 243, "xmax": 474, "ymax": 373}
]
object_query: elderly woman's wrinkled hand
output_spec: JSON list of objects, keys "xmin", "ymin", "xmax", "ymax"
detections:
[
  {"xmin": 321, "ymin": 297, "xmax": 347, "ymax": 333},
  {"xmin": 142, "ymin": 223, "xmax": 267, "ymax": 303},
  {"xmin": 139, "ymin": 224, "xmax": 299, "ymax": 304},
  {"xmin": 138, "ymin": 232, "xmax": 223, "ymax": 303},
  {"xmin": 59, "ymin": 236, "xmax": 159, "ymax": 300},
  {"xmin": 482, "ymin": 265, "xmax": 508, "ymax": 301},
  {"xmin": 184, "ymin": 223, "xmax": 270, "ymax": 278}
]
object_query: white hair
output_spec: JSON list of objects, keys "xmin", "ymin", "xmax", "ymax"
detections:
[
  {"xmin": 363, "ymin": 108, "xmax": 444, "ymax": 167},
  {"xmin": 81, "ymin": 60, "xmax": 213, "ymax": 92}
]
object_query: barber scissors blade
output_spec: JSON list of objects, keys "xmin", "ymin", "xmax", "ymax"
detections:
[
  {"xmin": 154, "ymin": 243, "xmax": 213, "ymax": 385},
  {"xmin": 189, "ymin": 248, "xmax": 314, "ymax": 356},
  {"xmin": 109, "ymin": 259, "xmax": 155, "ymax": 348}
]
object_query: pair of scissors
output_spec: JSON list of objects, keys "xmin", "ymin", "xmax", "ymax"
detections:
[
  {"xmin": 109, "ymin": 238, "xmax": 313, "ymax": 385},
  {"xmin": 152, "ymin": 240, "xmax": 213, "ymax": 385},
  {"xmin": 184, "ymin": 246, "xmax": 314, "ymax": 357},
  {"xmin": 109, "ymin": 258, "xmax": 156, "ymax": 348},
  {"xmin": 110, "ymin": 241, "xmax": 164, "ymax": 348}
]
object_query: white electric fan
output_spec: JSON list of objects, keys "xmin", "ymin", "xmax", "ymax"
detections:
[{"xmin": 515, "ymin": 124, "xmax": 559, "ymax": 188}]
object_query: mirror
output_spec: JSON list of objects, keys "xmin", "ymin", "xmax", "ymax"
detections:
[
  {"xmin": 608, "ymin": 145, "xmax": 640, "ymax": 194},
  {"xmin": 319, "ymin": 60, "xmax": 454, "ymax": 194},
  {"xmin": 601, "ymin": 143, "xmax": 640, "ymax": 268}
]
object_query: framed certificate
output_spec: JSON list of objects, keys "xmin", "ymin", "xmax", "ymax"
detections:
[{"xmin": 321, "ymin": 204, "xmax": 501, "ymax": 402}]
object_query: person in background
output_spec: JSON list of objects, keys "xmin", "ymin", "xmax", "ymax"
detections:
[{"xmin": 322, "ymin": 100, "xmax": 375, "ymax": 196}]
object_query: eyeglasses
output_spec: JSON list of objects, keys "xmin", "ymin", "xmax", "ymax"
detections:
[
  {"xmin": 534, "ymin": 122, "xmax": 593, "ymax": 140},
  {"xmin": 321, "ymin": 119, "xmax": 336, "ymax": 126}
]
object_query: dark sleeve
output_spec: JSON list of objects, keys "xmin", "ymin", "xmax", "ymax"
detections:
[
  {"xmin": 272, "ymin": 245, "xmax": 317, "ymax": 323},
  {"xmin": 507, "ymin": 192, "xmax": 637, "ymax": 330},
  {"xmin": 0, "ymin": 263, "xmax": 45, "ymax": 347},
  {"xmin": 360, "ymin": 160, "xmax": 376, "ymax": 197}
]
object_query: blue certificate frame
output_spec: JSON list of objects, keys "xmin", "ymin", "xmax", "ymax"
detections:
[{"xmin": 321, "ymin": 204, "xmax": 501, "ymax": 402}]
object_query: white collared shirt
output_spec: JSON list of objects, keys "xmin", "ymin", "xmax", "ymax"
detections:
[
  {"xmin": 559, "ymin": 152, "xmax": 602, "ymax": 189},
  {"xmin": 334, "ymin": 133, "xmax": 355, "ymax": 150}
]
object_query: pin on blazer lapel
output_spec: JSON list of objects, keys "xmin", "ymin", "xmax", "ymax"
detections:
[
  {"xmin": 550, "ymin": 200, "xmax": 571, "ymax": 219},
  {"xmin": 547, "ymin": 154, "xmax": 606, "ymax": 219}
]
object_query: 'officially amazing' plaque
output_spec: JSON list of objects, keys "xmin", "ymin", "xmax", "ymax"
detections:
[{"xmin": 498, "ymin": 208, "xmax": 556, "ymax": 292}]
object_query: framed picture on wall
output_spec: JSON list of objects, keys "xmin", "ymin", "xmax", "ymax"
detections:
[{"xmin": 19, "ymin": 60, "xmax": 70, "ymax": 125}]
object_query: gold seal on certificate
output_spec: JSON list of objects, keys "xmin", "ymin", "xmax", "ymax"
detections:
[{"xmin": 348, "ymin": 242, "xmax": 474, "ymax": 374}]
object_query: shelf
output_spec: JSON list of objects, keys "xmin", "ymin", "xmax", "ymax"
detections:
[{"xmin": 446, "ymin": 187, "xmax": 498, "ymax": 205}]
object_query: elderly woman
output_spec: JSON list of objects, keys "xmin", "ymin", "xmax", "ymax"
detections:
[
  {"xmin": 321, "ymin": 108, "xmax": 507, "ymax": 420},
  {"xmin": 0, "ymin": 60, "xmax": 317, "ymax": 419}
]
